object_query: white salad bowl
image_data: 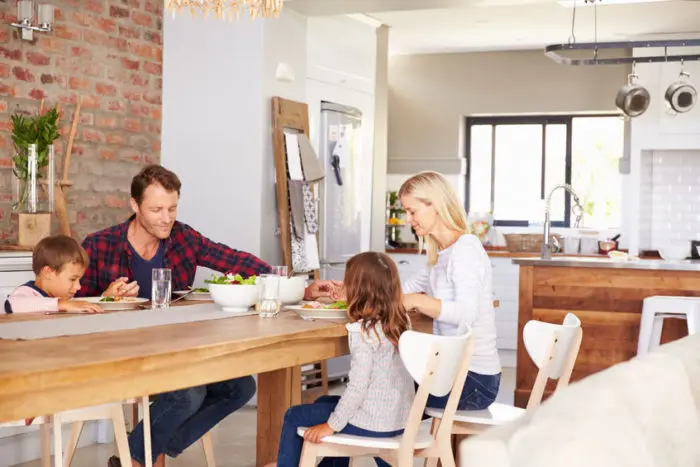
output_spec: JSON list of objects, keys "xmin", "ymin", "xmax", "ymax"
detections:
[
  {"xmin": 279, "ymin": 276, "xmax": 307, "ymax": 304},
  {"xmin": 209, "ymin": 283, "xmax": 259, "ymax": 312}
]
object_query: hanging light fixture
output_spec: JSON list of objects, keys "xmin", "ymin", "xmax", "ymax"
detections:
[
  {"xmin": 164, "ymin": 0, "xmax": 284, "ymax": 21},
  {"xmin": 10, "ymin": 1, "xmax": 54, "ymax": 41}
]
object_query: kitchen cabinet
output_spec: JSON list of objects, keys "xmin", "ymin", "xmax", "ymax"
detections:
[{"xmin": 386, "ymin": 252, "xmax": 520, "ymax": 351}]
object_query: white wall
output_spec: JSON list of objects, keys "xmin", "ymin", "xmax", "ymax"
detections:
[
  {"xmin": 305, "ymin": 16, "xmax": 382, "ymax": 252},
  {"xmin": 162, "ymin": 15, "xmax": 266, "ymax": 257},
  {"xmin": 639, "ymin": 150, "xmax": 700, "ymax": 250},
  {"xmin": 626, "ymin": 47, "xmax": 700, "ymax": 255}
]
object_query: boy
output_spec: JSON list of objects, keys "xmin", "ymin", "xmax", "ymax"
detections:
[{"xmin": 4, "ymin": 235, "xmax": 103, "ymax": 314}]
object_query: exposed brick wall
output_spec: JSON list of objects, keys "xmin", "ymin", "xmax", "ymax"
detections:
[{"xmin": 0, "ymin": 0, "xmax": 163, "ymax": 242}]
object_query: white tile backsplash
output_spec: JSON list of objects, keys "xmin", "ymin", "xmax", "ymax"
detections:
[{"xmin": 640, "ymin": 150, "xmax": 700, "ymax": 250}]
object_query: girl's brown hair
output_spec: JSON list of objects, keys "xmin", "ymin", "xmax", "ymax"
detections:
[{"xmin": 344, "ymin": 251, "xmax": 410, "ymax": 347}]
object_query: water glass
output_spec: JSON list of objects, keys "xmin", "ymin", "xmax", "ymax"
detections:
[
  {"xmin": 257, "ymin": 273, "xmax": 281, "ymax": 318},
  {"xmin": 152, "ymin": 268, "xmax": 172, "ymax": 309},
  {"xmin": 269, "ymin": 265, "xmax": 288, "ymax": 277}
]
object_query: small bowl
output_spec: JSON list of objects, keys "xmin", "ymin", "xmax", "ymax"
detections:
[
  {"xmin": 658, "ymin": 245, "xmax": 689, "ymax": 261},
  {"xmin": 279, "ymin": 276, "xmax": 306, "ymax": 304},
  {"xmin": 209, "ymin": 283, "xmax": 259, "ymax": 312}
]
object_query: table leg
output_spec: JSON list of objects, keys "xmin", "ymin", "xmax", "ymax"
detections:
[{"xmin": 256, "ymin": 367, "xmax": 302, "ymax": 466}]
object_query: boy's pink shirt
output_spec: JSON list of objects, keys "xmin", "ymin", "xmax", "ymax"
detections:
[{"xmin": 6, "ymin": 285, "xmax": 59, "ymax": 314}]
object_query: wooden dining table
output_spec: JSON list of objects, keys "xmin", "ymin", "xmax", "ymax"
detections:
[{"xmin": 0, "ymin": 303, "xmax": 433, "ymax": 466}]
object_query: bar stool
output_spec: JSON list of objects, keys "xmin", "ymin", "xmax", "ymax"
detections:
[{"xmin": 637, "ymin": 296, "xmax": 700, "ymax": 355}]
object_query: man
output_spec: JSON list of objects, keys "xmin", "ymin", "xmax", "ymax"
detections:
[{"xmin": 78, "ymin": 164, "xmax": 338, "ymax": 467}]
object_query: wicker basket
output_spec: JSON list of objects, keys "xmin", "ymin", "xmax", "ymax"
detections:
[{"xmin": 504, "ymin": 233, "xmax": 562, "ymax": 253}]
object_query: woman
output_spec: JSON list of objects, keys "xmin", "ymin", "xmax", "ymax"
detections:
[{"xmin": 399, "ymin": 171, "xmax": 501, "ymax": 411}]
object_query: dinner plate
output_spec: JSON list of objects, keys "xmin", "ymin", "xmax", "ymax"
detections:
[
  {"xmin": 173, "ymin": 290, "xmax": 212, "ymax": 301},
  {"xmin": 285, "ymin": 305, "xmax": 348, "ymax": 320},
  {"xmin": 82, "ymin": 296, "xmax": 149, "ymax": 311}
]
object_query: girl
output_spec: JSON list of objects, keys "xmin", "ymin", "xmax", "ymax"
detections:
[
  {"xmin": 399, "ymin": 171, "xmax": 501, "ymax": 411},
  {"xmin": 265, "ymin": 251, "xmax": 413, "ymax": 467}
]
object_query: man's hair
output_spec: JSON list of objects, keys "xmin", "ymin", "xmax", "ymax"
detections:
[
  {"xmin": 131, "ymin": 164, "xmax": 182, "ymax": 205},
  {"xmin": 32, "ymin": 235, "xmax": 89, "ymax": 274}
]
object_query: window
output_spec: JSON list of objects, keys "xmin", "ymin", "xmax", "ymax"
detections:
[{"xmin": 465, "ymin": 115, "xmax": 624, "ymax": 229}]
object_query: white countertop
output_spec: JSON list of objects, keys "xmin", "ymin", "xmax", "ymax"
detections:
[
  {"xmin": 512, "ymin": 256, "xmax": 700, "ymax": 272},
  {"xmin": 0, "ymin": 252, "xmax": 33, "ymax": 272}
]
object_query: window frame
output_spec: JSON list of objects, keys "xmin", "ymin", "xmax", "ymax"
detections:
[{"xmin": 464, "ymin": 113, "xmax": 615, "ymax": 228}]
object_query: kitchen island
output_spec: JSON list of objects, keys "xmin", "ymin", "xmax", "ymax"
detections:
[{"xmin": 512, "ymin": 256, "xmax": 699, "ymax": 407}]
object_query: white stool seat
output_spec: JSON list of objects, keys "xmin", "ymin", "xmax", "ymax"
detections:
[
  {"xmin": 637, "ymin": 296, "xmax": 700, "ymax": 356},
  {"xmin": 425, "ymin": 402, "xmax": 526, "ymax": 427},
  {"xmin": 296, "ymin": 427, "xmax": 434, "ymax": 449}
]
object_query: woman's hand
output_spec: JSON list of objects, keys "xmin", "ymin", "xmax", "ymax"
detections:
[
  {"xmin": 304, "ymin": 280, "xmax": 344, "ymax": 301},
  {"xmin": 103, "ymin": 277, "xmax": 140, "ymax": 298},
  {"xmin": 303, "ymin": 423, "xmax": 334, "ymax": 443},
  {"xmin": 403, "ymin": 293, "xmax": 441, "ymax": 319}
]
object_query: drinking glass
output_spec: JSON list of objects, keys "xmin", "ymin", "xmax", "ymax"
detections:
[
  {"xmin": 257, "ymin": 273, "xmax": 281, "ymax": 318},
  {"xmin": 152, "ymin": 268, "xmax": 172, "ymax": 309},
  {"xmin": 269, "ymin": 265, "xmax": 288, "ymax": 277}
]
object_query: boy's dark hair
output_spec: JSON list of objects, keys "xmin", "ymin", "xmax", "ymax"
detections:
[
  {"xmin": 131, "ymin": 164, "xmax": 182, "ymax": 205},
  {"xmin": 32, "ymin": 235, "xmax": 89, "ymax": 274}
]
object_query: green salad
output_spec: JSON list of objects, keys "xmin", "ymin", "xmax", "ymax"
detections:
[
  {"xmin": 188, "ymin": 286, "xmax": 209, "ymax": 293},
  {"xmin": 204, "ymin": 273, "xmax": 257, "ymax": 285},
  {"xmin": 325, "ymin": 300, "xmax": 347, "ymax": 309}
]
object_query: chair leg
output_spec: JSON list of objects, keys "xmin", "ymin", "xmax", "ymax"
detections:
[
  {"xmin": 111, "ymin": 405, "xmax": 132, "ymax": 463},
  {"xmin": 63, "ymin": 421, "xmax": 84, "ymax": 466},
  {"xmin": 40, "ymin": 424, "xmax": 51, "ymax": 467},
  {"xmin": 142, "ymin": 396, "xmax": 153, "ymax": 467},
  {"xmin": 637, "ymin": 306, "xmax": 658, "ymax": 355},
  {"xmin": 53, "ymin": 414, "xmax": 64, "ymax": 467},
  {"xmin": 200, "ymin": 432, "xmax": 216, "ymax": 467},
  {"xmin": 299, "ymin": 441, "xmax": 318, "ymax": 467},
  {"xmin": 424, "ymin": 418, "xmax": 439, "ymax": 467}
]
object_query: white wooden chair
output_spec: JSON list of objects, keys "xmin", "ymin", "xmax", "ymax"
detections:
[
  {"xmin": 424, "ymin": 313, "xmax": 583, "ymax": 452},
  {"xmin": 297, "ymin": 329, "xmax": 476, "ymax": 467},
  {"xmin": 0, "ymin": 402, "xmax": 131, "ymax": 467},
  {"xmin": 0, "ymin": 396, "xmax": 215, "ymax": 467},
  {"xmin": 64, "ymin": 396, "xmax": 216, "ymax": 467}
]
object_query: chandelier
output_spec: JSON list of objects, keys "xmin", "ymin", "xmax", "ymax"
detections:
[{"xmin": 164, "ymin": 0, "xmax": 284, "ymax": 21}]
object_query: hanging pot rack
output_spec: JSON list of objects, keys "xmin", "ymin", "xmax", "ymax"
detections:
[{"xmin": 545, "ymin": 39, "xmax": 700, "ymax": 66}]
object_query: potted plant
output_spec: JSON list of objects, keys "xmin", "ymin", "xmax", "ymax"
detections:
[{"xmin": 11, "ymin": 107, "xmax": 60, "ymax": 213}]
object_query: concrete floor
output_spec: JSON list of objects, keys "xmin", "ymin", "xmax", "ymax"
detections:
[{"xmin": 14, "ymin": 368, "xmax": 515, "ymax": 467}]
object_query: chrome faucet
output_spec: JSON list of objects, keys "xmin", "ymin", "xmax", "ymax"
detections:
[{"xmin": 541, "ymin": 184, "xmax": 583, "ymax": 260}]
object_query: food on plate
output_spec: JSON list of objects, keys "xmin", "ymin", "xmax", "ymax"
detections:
[
  {"xmin": 99, "ymin": 296, "xmax": 136, "ymax": 302},
  {"xmin": 302, "ymin": 300, "xmax": 347, "ymax": 310},
  {"xmin": 188, "ymin": 286, "xmax": 209, "ymax": 293},
  {"xmin": 205, "ymin": 273, "xmax": 257, "ymax": 286}
]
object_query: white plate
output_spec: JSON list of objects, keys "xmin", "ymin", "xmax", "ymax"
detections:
[
  {"xmin": 82, "ymin": 296, "xmax": 149, "ymax": 311},
  {"xmin": 173, "ymin": 290, "xmax": 212, "ymax": 301},
  {"xmin": 285, "ymin": 305, "xmax": 348, "ymax": 320}
]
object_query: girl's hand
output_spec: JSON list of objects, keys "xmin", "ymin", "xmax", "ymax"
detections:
[
  {"xmin": 304, "ymin": 280, "xmax": 344, "ymax": 301},
  {"xmin": 303, "ymin": 423, "xmax": 334, "ymax": 443}
]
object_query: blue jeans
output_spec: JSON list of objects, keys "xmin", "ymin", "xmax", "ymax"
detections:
[
  {"xmin": 278, "ymin": 395, "xmax": 402, "ymax": 467},
  {"xmin": 128, "ymin": 376, "xmax": 256, "ymax": 464},
  {"xmin": 426, "ymin": 371, "xmax": 501, "ymax": 411}
]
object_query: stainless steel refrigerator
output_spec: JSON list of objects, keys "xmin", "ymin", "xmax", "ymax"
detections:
[{"xmin": 317, "ymin": 100, "xmax": 373, "ymax": 380}]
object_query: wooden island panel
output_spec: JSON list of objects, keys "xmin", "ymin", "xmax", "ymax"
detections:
[{"xmin": 515, "ymin": 264, "xmax": 695, "ymax": 408}]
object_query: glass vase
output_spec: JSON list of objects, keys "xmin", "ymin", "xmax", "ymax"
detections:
[{"xmin": 11, "ymin": 144, "xmax": 54, "ymax": 213}]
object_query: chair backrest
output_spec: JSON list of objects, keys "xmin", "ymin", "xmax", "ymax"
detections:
[
  {"xmin": 398, "ymin": 330, "xmax": 472, "ymax": 396},
  {"xmin": 397, "ymin": 330, "xmax": 475, "ymax": 459},
  {"xmin": 524, "ymin": 312, "xmax": 583, "ymax": 409}
]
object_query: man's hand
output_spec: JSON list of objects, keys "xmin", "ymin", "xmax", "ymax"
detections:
[
  {"xmin": 58, "ymin": 299, "xmax": 103, "ymax": 313},
  {"xmin": 303, "ymin": 423, "xmax": 334, "ymax": 443},
  {"xmin": 304, "ymin": 280, "xmax": 344, "ymax": 301},
  {"xmin": 103, "ymin": 277, "xmax": 140, "ymax": 298}
]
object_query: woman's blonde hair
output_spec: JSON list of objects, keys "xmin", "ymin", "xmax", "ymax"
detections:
[{"xmin": 398, "ymin": 171, "xmax": 469, "ymax": 265}]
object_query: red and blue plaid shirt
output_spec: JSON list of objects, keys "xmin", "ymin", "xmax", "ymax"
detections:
[{"xmin": 77, "ymin": 215, "xmax": 271, "ymax": 297}]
